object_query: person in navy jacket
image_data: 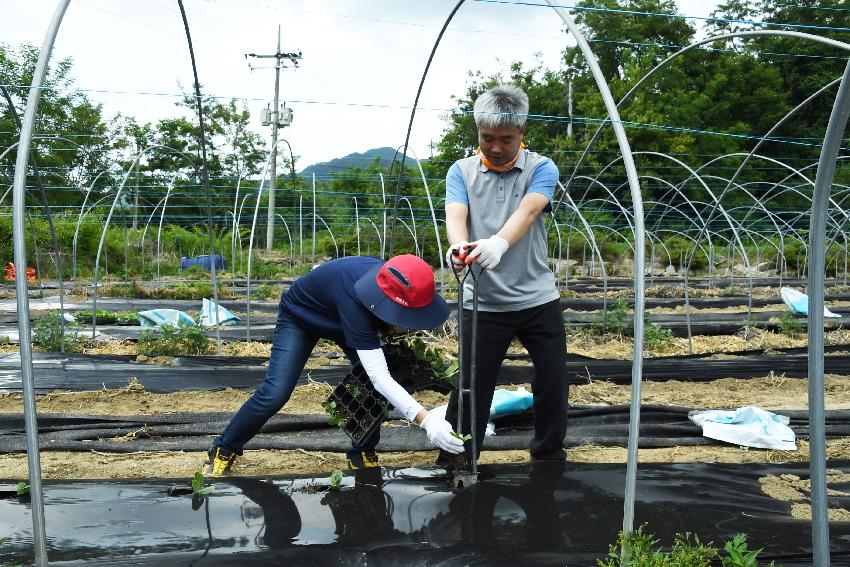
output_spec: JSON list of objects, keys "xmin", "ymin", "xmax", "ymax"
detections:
[{"xmin": 203, "ymin": 254, "xmax": 464, "ymax": 475}]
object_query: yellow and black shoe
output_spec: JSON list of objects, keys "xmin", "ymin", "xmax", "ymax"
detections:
[
  {"xmin": 202, "ymin": 446, "xmax": 237, "ymax": 477},
  {"xmin": 347, "ymin": 450, "xmax": 379, "ymax": 470}
]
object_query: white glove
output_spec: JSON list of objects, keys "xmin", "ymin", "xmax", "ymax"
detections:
[
  {"xmin": 467, "ymin": 235, "xmax": 509, "ymax": 269},
  {"xmin": 421, "ymin": 411, "xmax": 465, "ymax": 454},
  {"xmin": 446, "ymin": 240, "xmax": 471, "ymax": 268}
]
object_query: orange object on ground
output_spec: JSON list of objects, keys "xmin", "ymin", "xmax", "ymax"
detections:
[{"xmin": 4, "ymin": 262, "xmax": 36, "ymax": 283}]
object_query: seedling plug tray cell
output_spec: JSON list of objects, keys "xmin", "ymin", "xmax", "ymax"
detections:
[
  {"xmin": 323, "ymin": 339, "xmax": 458, "ymax": 444},
  {"xmin": 325, "ymin": 363, "xmax": 392, "ymax": 444}
]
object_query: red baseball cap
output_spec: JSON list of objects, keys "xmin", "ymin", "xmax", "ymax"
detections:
[{"xmin": 354, "ymin": 255, "xmax": 450, "ymax": 329}]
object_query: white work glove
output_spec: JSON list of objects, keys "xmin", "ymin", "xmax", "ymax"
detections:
[
  {"xmin": 467, "ymin": 235, "xmax": 509, "ymax": 269},
  {"xmin": 446, "ymin": 240, "xmax": 471, "ymax": 268},
  {"xmin": 421, "ymin": 411, "xmax": 465, "ymax": 454}
]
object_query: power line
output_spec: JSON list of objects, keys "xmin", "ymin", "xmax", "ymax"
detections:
[{"xmin": 475, "ymin": 0, "xmax": 850, "ymax": 33}]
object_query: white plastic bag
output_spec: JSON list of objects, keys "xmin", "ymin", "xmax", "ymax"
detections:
[
  {"xmin": 689, "ymin": 406, "xmax": 796, "ymax": 450},
  {"xmin": 199, "ymin": 298, "xmax": 241, "ymax": 327}
]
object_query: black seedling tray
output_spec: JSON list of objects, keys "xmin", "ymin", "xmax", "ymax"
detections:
[{"xmin": 325, "ymin": 363, "xmax": 393, "ymax": 445}]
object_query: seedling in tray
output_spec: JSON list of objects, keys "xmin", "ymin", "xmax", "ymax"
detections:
[
  {"xmin": 344, "ymin": 383, "xmax": 362, "ymax": 399},
  {"xmin": 326, "ymin": 365, "xmax": 393, "ymax": 444},
  {"xmin": 321, "ymin": 400, "xmax": 348, "ymax": 429}
]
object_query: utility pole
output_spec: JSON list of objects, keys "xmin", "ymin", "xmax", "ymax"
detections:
[
  {"xmin": 133, "ymin": 159, "xmax": 139, "ymax": 229},
  {"xmin": 247, "ymin": 26, "xmax": 301, "ymax": 251},
  {"xmin": 132, "ymin": 139, "xmax": 140, "ymax": 230},
  {"xmin": 567, "ymin": 80, "xmax": 574, "ymax": 139}
]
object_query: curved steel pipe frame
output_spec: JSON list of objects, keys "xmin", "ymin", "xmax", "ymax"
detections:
[
  {"xmin": 90, "ymin": 145, "xmax": 199, "ymax": 340},
  {"xmin": 10, "ymin": 1, "xmax": 70, "ymax": 563},
  {"xmin": 808, "ymin": 60, "xmax": 850, "ymax": 567},
  {"xmin": 245, "ymin": 144, "xmax": 276, "ymax": 342},
  {"xmin": 177, "ymin": 0, "xmax": 223, "ymax": 351},
  {"xmin": 12, "ymin": 17, "xmax": 232, "ymax": 556},
  {"xmin": 274, "ymin": 213, "xmax": 294, "ymax": 270},
  {"xmin": 554, "ymin": 29, "xmax": 850, "ymax": 217},
  {"xmin": 408, "ymin": 150, "xmax": 445, "ymax": 293},
  {"xmin": 71, "ymin": 167, "xmax": 114, "ymax": 280},
  {"xmin": 536, "ymin": 16, "xmax": 647, "ymax": 532},
  {"xmin": 554, "ymin": 28, "xmax": 850, "ymax": 555},
  {"xmin": 155, "ymin": 175, "xmax": 180, "ymax": 283},
  {"xmin": 307, "ymin": 213, "xmax": 340, "ymax": 258},
  {"xmin": 387, "ymin": 0, "xmax": 464, "ymax": 256}
]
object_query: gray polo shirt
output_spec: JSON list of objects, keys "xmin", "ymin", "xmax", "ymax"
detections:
[{"xmin": 448, "ymin": 149, "xmax": 559, "ymax": 312}]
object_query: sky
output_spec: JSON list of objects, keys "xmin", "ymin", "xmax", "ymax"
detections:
[{"xmin": 1, "ymin": 0, "xmax": 721, "ymax": 170}]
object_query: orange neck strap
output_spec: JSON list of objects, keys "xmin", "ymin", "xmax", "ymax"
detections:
[{"xmin": 476, "ymin": 142, "xmax": 526, "ymax": 173}]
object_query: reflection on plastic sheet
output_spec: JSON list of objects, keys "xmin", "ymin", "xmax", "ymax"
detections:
[{"xmin": 3, "ymin": 462, "xmax": 850, "ymax": 566}]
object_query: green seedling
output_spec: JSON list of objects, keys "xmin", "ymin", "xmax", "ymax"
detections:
[
  {"xmin": 191, "ymin": 471, "xmax": 215, "ymax": 496},
  {"xmin": 139, "ymin": 321, "xmax": 211, "ymax": 356},
  {"xmin": 32, "ymin": 313, "xmax": 84, "ymax": 353},
  {"xmin": 450, "ymin": 431, "xmax": 472, "ymax": 442},
  {"xmin": 380, "ymin": 401, "xmax": 391, "ymax": 416},
  {"xmin": 15, "ymin": 482, "xmax": 28, "ymax": 497},
  {"xmin": 321, "ymin": 401, "xmax": 346, "ymax": 429},
  {"xmin": 597, "ymin": 524, "xmax": 773, "ymax": 567},
  {"xmin": 329, "ymin": 469, "xmax": 343, "ymax": 491},
  {"xmin": 0, "ymin": 535, "xmax": 21, "ymax": 567},
  {"xmin": 385, "ymin": 337, "xmax": 459, "ymax": 387},
  {"xmin": 777, "ymin": 311, "xmax": 805, "ymax": 337},
  {"xmin": 438, "ymin": 360, "xmax": 459, "ymax": 383},
  {"xmin": 344, "ymin": 383, "xmax": 362, "ymax": 399},
  {"xmin": 723, "ymin": 533, "xmax": 770, "ymax": 567}
]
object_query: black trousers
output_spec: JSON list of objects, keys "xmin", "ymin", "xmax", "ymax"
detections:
[{"xmin": 445, "ymin": 298, "xmax": 568, "ymax": 460}]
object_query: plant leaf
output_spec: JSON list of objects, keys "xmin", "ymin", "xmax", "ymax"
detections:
[{"xmin": 191, "ymin": 471, "xmax": 204, "ymax": 493}]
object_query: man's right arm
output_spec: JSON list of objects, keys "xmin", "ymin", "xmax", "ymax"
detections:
[
  {"xmin": 445, "ymin": 202, "xmax": 469, "ymax": 245},
  {"xmin": 445, "ymin": 162, "xmax": 471, "ymax": 262}
]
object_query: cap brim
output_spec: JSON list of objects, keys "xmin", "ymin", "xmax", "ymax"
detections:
[{"xmin": 354, "ymin": 264, "xmax": 450, "ymax": 330}]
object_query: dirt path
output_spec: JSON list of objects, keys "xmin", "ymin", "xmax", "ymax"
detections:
[
  {"xmin": 4, "ymin": 372, "xmax": 850, "ymax": 415},
  {"xmin": 1, "ymin": 373, "xmax": 849, "ymax": 480},
  {"xmin": 2, "ymin": 439, "xmax": 848, "ymax": 481}
]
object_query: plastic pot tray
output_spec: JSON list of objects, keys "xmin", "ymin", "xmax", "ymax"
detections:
[{"xmin": 325, "ymin": 363, "xmax": 392, "ymax": 444}]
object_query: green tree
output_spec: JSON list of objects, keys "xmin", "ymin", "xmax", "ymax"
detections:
[{"xmin": 0, "ymin": 42, "xmax": 113, "ymax": 205}]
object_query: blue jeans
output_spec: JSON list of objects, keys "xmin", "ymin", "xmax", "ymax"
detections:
[{"xmin": 213, "ymin": 308, "xmax": 380, "ymax": 457}]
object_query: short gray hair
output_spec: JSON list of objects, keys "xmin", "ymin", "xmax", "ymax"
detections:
[{"xmin": 473, "ymin": 84, "xmax": 529, "ymax": 130}]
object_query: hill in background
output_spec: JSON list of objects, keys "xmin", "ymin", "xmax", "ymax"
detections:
[{"xmin": 298, "ymin": 147, "xmax": 423, "ymax": 178}]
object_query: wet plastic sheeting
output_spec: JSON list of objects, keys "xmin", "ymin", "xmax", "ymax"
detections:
[
  {"xmin": 3, "ymin": 406, "xmax": 850, "ymax": 453},
  {"xmin": 2, "ymin": 462, "xmax": 850, "ymax": 566}
]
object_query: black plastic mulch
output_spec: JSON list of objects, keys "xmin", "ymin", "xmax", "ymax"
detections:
[
  {"xmin": 3, "ymin": 350, "xmax": 850, "ymax": 393},
  {"xmin": 2, "ymin": 461, "xmax": 850, "ymax": 566},
  {"xmin": 561, "ymin": 294, "xmax": 850, "ymax": 311},
  {"xmin": 0, "ymin": 405, "xmax": 846, "ymax": 453}
]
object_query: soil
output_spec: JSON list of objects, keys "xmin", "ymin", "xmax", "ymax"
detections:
[
  {"xmin": 644, "ymin": 301, "xmax": 850, "ymax": 315},
  {"xmin": 4, "ymin": 440, "xmax": 850, "ymax": 481},
  {"xmin": 1, "ymin": 371, "xmax": 850, "ymax": 480},
  {"xmin": 5, "ymin": 371, "xmax": 849, "ymax": 416},
  {"xmin": 3, "ymin": 318, "xmax": 850, "ymax": 482},
  {"xmin": 760, "ymin": 470, "xmax": 850, "ymax": 520},
  {"xmin": 565, "ymin": 328, "xmax": 850, "ymax": 360}
]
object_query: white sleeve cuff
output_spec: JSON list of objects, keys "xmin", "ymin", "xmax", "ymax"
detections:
[{"xmin": 356, "ymin": 348, "xmax": 424, "ymax": 422}]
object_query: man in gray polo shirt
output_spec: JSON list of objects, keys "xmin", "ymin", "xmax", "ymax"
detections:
[{"xmin": 442, "ymin": 83, "xmax": 568, "ymax": 466}]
